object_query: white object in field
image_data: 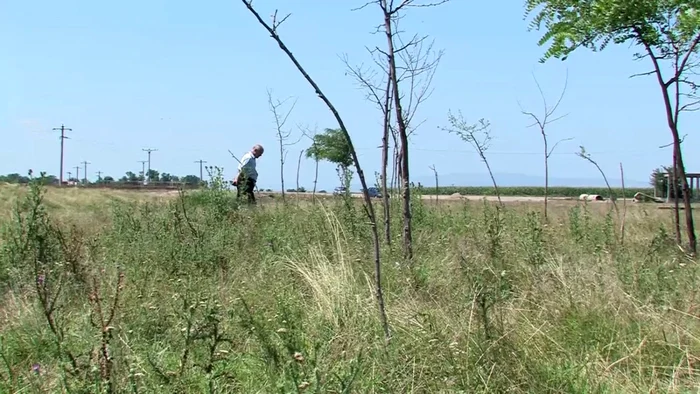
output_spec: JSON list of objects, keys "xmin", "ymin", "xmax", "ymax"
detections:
[{"xmin": 579, "ymin": 194, "xmax": 604, "ymax": 201}]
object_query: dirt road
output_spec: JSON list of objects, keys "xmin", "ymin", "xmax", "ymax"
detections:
[
  {"xmin": 141, "ymin": 189, "xmax": 579, "ymax": 203},
  {"xmin": 267, "ymin": 191, "xmax": 575, "ymax": 203}
]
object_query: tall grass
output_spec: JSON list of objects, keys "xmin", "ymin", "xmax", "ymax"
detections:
[{"xmin": 0, "ymin": 176, "xmax": 698, "ymax": 393}]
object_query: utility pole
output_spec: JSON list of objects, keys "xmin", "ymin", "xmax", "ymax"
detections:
[
  {"xmin": 74, "ymin": 165, "xmax": 80, "ymax": 187},
  {"xmin": 67, "ymin": 171, "xmax": 72, "ymax": 183},
  {"xmin": 52, "ymin": 124, "xmax": 72, "ymax": 186},
  {"xmin": 138, "ymin": 160, "xmax": 147, "ymax": 183},
  {"xmin": 96, "ymin": 170, "xmax": 103, "ymax": 180},
  {"xmin": 142, "ymin": 148, "xmax": 157, "ymax": 184},
  {"xmin": 81, "ymin": 161, "xmax": 90, "ymax": 184},
  {"xmin": 195, "ymin": 159, "xmax": 207, "ymax": 182}
]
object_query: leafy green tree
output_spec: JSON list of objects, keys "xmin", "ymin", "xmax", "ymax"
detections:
[
  {"xmin": 181, "ymin": 175, "xmax": 201, "ymax": 185},
  {"xmin": 0, "ymin": 173, "xmax": 30, "ymax": 184},
  {"xmin": 160, "ymin": 173, "xmax": 174, "ymax": 183},
  {"xmin": 650, "ymin": 165, "xmax": 684, "ymax": 197},
  {"xmin": 119, "ymin": 171, "xmax": 139, "ymax": 183},
  {"xmin": 305, "ymin": 128, "xmax": 353, "ymax": 187},
  {"xmin": 147, "ymin": 169, "xmax": 160, "ymax": 182},
  {"xmin": 525, "ymin": 0, "xmax": 700, "ymax": 253}
]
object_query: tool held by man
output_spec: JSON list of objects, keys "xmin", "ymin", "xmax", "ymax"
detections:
[{"xmin": 227, "ymin": 149, "xmax": 241, "ymax": 187}]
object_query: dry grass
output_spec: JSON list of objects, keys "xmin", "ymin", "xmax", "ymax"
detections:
[{"xmin": 0, "ymin": 182, "xmax": 698, "ymax": 393}]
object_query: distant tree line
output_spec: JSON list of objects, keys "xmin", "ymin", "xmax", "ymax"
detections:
[{"xmin": 0, "ymin": 170, "xmax": 204, "ymax": 187}]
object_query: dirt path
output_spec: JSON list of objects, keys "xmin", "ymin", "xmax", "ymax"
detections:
[
  {"xmin": 124, "ymin": 189, "xmax": 583, "ymax": 204},
  {"xmin": 267, "ymin": 191, "xmax": 575, "ymax": 203}
]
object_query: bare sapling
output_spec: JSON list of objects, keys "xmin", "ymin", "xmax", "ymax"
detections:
[
  {"xmin": 429, "ymin": 164, "xmax": 438, "ymax": 206},
  {"xmin": 519, "ymin": 71, "xmax": 572, "ymax": 219},
  {"xmin": 619, "ymin": 162, "xmax": 627, "ymax": 244},
  {"xmin": 88, "ymin": 271, "xmax": 125, "ymax": 393},
  {"xmin": 351, "ymin": 0, "xmax": 447, "ymax": 260},
  {"xmin": 267, "ymin": 89, "xmax": 300, "ymax": 201},
  {"xmin": 241, "ymin": 0, "xmax": 389, "ymax": 339},
  {"xmin": 296, "ymin": 149, "xmax": 304, "ymax": 193},
  {"xmin": 575, "ymin": 146, "xmax": 619, "ymax": 217},
  {"xmin": 341, "ymin": 55, "xmax": 394, "ymax": 244},
  {"xmin": 441, "ymin": 111, "xmax": 502, "ymax": 206}
]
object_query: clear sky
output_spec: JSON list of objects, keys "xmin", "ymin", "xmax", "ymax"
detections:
[{"xmin": 2, "ymin": 0, "xmax": 697, "ymax": 190}]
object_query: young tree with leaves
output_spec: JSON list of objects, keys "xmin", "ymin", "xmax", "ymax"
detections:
[
  {"xmin": 525, "ymin": 0, "xmax": 700, "ymax": 253},
  {"xmin": 305, "ymin": 128, "xmax": 354, "ymax": 191},
  {"xmin": 441, "ymin": 112, "xmax": 502, "ymax": 205}
]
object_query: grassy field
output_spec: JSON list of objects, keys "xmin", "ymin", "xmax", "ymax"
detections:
[
  {"xmin": 0, "ymin": 179, "xmax": 698, "ymax": 393},
  {"xmin": 0, "ymin": 182, "xmax": 657, "ymax": 199}
]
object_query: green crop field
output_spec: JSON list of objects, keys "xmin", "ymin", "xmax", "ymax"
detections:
[
  {"xmin": 406, "ymin": 186, "xmax": 655, "ymax": 198},
  {"xmin": 0, "ymin": 179, "xmax": 697, "ymax": 393}
]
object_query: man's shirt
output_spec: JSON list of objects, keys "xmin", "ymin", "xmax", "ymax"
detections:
[{"xmin": 238, "ymin": 151, "xmax": 258, "ymax": 180}]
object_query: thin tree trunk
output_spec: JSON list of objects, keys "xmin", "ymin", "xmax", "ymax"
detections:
[
  {"xmin": 543, "ymin": 139, "xmax": 549, "ymax": 220},
  {"xmin": 483, "ymin": 157, "xmax": 502, "ymax": 206},
  {"xmin": 619, "ymin": 162, "xmax": 627, "ymax": 245},
  {"xmin": 673, "ymin": 149, "xmax": 682, "ymax": 245},
  {"xmin": 383, "ymin": 9, "xmax": 413, "ymax": 261},
  {"xmin": 296, "ymin": 149, "xmax": 303, "ymax": 192},
  {"xmin": 667, "ymin": 106, "xmax": 695, "ymax": 253},
  {"xmin": 392, "ymin": 141, "xmax": 400, "ymax": 197},
  {"xmin": 241, "ymin": 0, "xmax": 390, "ymax": 338},
  {"xmin": 381, "ymin": 76, "xmax": 393, "ymax": 245},
  {"xmin": 312, "ymin": 157, "xmax": 319, "ymax": 203},
  {"xmin": 381, "ymin": 118, "xmax": 392, "ymax": 245},
  {"xmin": 674, "ymin": 127, "xmax": 696, "ymax": 255},
  {"xmin": 431, "ymin": 166, "xmax": 439, "ymax": 206},
  {"xmin": 280, "ymin": 145, "xmax": 286, "ymax": 201},
  {"xmin": 642, "ymin": 39, "xmax": 697, "ymax": 254}
]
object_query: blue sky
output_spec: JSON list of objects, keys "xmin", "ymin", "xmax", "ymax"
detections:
[{"xmin": 2, "ymin": 0, "xmax": 696, "ymax": 190}]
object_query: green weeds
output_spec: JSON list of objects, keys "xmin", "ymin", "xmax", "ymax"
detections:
[{"xmin": 0, "ymin": 173, "xmax": 698, "ymax": 392}]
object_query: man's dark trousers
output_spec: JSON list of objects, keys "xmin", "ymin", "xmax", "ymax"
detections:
[{"xmin": 236, "ymin": 174, "xmax": 256, "ymax": 204}]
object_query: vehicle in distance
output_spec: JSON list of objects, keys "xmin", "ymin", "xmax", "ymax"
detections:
[
  {"xmin": 333, "ymin": 186, "xmax": 386, "ymax": 198},
  {"xmin": 367, "ymin": 187, "xmax": 383, "ymax": 198}
]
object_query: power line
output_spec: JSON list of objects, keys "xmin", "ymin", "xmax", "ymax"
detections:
[
  {"xmin": 49, "ymin": 134, "xmax": 667, "ymax": 159},
  {"xmin": 52, "ymin": 124, "xmax": 72, "ymax": 186},
  {"xmin": 80, "ymin": 161, "xmax": 90, "ymax": 184},
  {"xmin": 142, "ymin": 148, "xmax": 157, "ymax": 184},
  {"xmin": 194, "ymin": 159, "xmax": 207, "ymax": 181}
]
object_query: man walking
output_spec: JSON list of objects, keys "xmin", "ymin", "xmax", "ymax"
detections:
[{"xmin": 234, "ymin": 144, "xmax": 264, "ymax": 204}]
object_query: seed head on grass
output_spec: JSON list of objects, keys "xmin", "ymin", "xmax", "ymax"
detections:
[{"xmin": 293, "ymin": 351, "xmax": 304, "ymax": 362}]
